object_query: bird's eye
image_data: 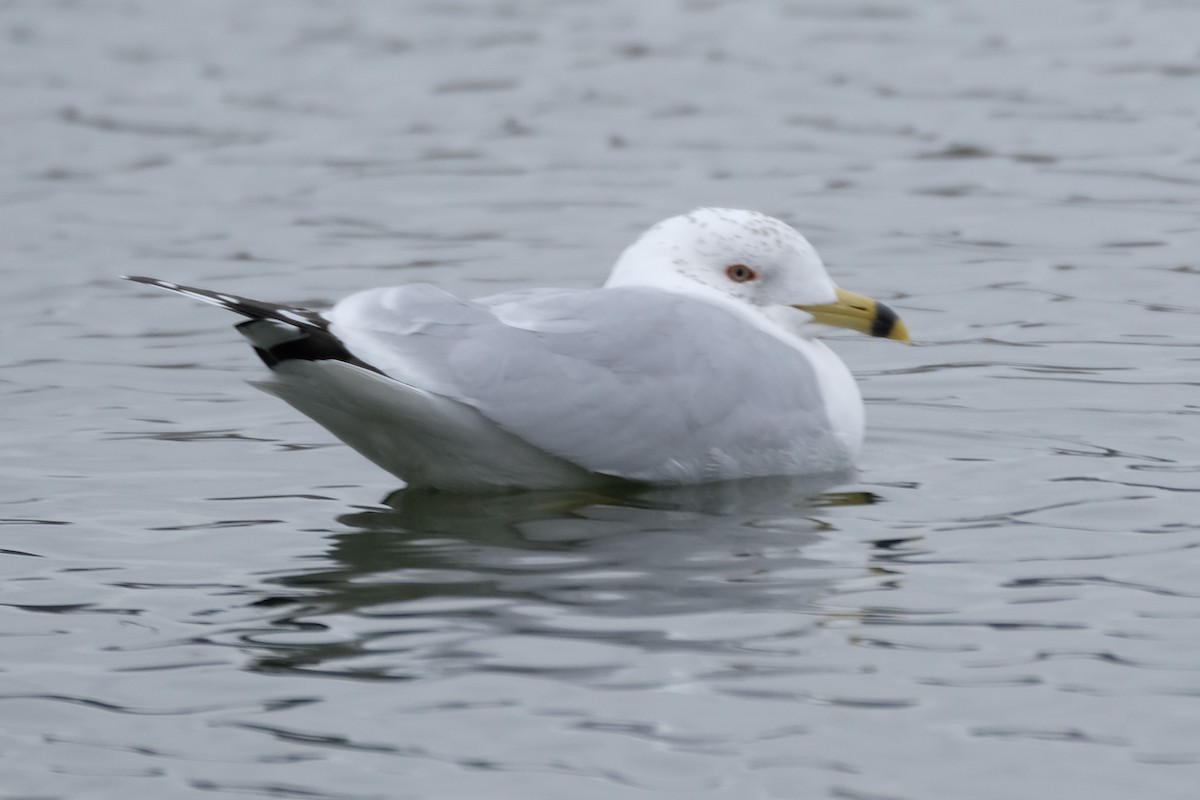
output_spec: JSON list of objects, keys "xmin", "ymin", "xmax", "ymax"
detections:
[{"xmin": 725, "ymin": 264, "xmax": 757, "ymax": 283}]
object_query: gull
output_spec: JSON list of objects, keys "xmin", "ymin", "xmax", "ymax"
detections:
[{"xmin": 125, "ymin": 208, "xmax": 908, "ymax": 491}]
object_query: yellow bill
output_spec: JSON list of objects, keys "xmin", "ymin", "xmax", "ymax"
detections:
[{"xmin": 794, "ymin": 288, "xmax": 910, "ymax": 343}]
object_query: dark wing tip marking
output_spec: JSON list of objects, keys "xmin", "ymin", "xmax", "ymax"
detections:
[
  {"xmin": 236, "ymin": 319, "xmax": 384, "ymax": 375},
  {"xmin": 123, "ymin": 274, "xmax": 327, "ymax": 331},
  {"xmin": 125, "ymin": 275, "xmax": 384, "ymax": 376}
]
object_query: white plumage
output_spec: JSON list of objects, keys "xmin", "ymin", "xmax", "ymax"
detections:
[{"xmin": 127, "ymin": 208, "xmax": 908, "ymax": 491}]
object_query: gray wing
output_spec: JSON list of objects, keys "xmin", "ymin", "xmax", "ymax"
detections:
[{"xmin": 327, "ymin": 284, "xmax": 829, "ymax": 481}]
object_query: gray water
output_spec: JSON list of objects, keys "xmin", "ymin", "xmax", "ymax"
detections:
[{"xmin": 3, "ymin": 1, "xmax": 1200, "ymax": 797}]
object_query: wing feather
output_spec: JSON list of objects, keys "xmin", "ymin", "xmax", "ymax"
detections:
[{"xmin": 329, "ymin": 285, "xmax": 834, "ymax": 482}]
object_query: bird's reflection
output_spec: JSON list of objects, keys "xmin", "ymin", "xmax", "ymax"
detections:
[{"xmin": 244, "ymin": 472, "xmax": 877, "ymax": 679}]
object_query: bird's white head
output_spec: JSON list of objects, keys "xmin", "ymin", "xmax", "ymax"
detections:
[
  {"xmin": 605, "ymin": 208, "xmax": 909, "ymax": 343},
  {"xmin": 606, "ymin": 207, "xmax": 837, "ymax": 306}
]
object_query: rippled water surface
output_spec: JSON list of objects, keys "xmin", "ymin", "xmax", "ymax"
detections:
[{"xmin": 4, "ymin": 1, "xmax": 1200, "ymax": 797}]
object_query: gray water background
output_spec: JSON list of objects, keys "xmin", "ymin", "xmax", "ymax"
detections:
[{"xmin": 3, "ymin": 1, "xmax": 1200, "ymax": 797}]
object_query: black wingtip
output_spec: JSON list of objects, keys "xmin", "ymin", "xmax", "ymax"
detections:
[
  {"xmin": 123, "ymin": 275, "xmax": 329, "ymax": 331},
  {"xmin": 124, "ymin": 276, "xmax": 381, "ymax": 374},
  {"xmin": 123, "ymin": 275, "xmax": 178, "ymax": 289}
]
